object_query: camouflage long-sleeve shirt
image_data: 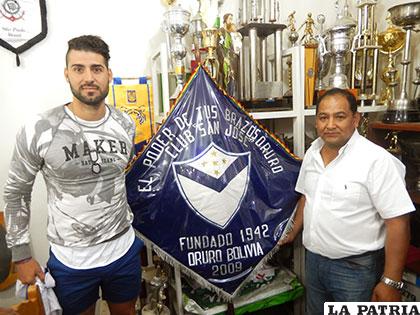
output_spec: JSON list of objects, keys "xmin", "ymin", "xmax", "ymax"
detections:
[{"xmin": 4, "ymin": 105, "xmax": 136, "ymax": 261}]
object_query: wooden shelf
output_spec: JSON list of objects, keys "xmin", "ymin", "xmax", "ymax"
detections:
[{"xmin": 369, "ymin": 122, "xmax": 420, "ymax": 132}]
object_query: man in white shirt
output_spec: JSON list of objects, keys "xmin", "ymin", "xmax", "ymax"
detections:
[{"xmin": 280, "ymin": 88, "xmax": 415, "ymax": 314}]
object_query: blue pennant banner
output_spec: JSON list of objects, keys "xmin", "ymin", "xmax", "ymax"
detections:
[{"xmin": 126, "ymin": 66, "xmax": 301, "ymax": 297}]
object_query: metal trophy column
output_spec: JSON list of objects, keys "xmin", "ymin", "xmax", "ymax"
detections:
[
  {"xmin": 238, "ymin": 0, "xmax": 285, "ymax": 106},
  {"xmin": 383, "ymin": 1, "xmax": 420, "ymax": 123},
  {"xmin": 163, "ymin": 4, "xmax": 191, "ymax": 100},
  {"xmin": 351, "ymin": 0, "xmax": 381, "ymax": 106}
]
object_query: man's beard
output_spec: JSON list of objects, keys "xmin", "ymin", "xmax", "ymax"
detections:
[
  {"xmin": 70, "ymin": 83, "xmax": 108, "ymax": 107},
  {"xmin": 226, "ymin": 23, "xmax": 235, "ymax": 32}
]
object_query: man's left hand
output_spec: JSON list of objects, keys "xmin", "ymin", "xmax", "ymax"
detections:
[{"xmin": 371, "ymin": 282, "xmax": 401, "ymax": 302}]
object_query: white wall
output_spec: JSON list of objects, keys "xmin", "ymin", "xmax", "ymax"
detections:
[{"xmin": 0, "ymin": 0, "xmax": 418, "ymax": 268}]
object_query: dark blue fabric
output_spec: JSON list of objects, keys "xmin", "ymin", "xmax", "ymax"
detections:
[
  {"xmin": 126, "ymin": 67, "xmax": 301, "ymax": 296},
  {"xmin": 47, "ymin": 237, "xmax": 143, "ymax": 315}
]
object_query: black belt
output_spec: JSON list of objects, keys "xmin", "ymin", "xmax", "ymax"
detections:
[{"xmin": 345, "ymin": 247, "xmax": 384, "ymax": 259}]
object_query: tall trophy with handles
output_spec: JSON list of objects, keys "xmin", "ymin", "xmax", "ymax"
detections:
[
  {"xmin": 164, "ymin": 4, "xmax": 191, "ymax": 99},
  {"xmin": 383, "ymin": 1, "xmax": 420, "ymax": 123}
]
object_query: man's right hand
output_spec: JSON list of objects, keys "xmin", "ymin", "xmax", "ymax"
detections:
[
  {"xmin": 278, "ymin": 229, "xmax": 298, "ymax": 246},
  {"xmin": 14, "ymin": 258, "xmax": 45, "ymax": 284}
]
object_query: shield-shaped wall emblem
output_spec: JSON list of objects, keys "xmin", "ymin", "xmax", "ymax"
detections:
[
  {"xmin": 173, "ymin": 143, "xmax": 250, "ymax": 228},
  {"xmin": 0, "ymin": 0, "xmax": 47, "ymax": 66}
]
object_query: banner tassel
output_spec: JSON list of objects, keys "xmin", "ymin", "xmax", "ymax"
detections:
[{"xmin": 16, "ymin": 54, "xmax": 21, "ymax": 67}]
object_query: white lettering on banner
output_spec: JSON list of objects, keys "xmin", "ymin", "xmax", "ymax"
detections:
[
  {"xmin": 196, "ymin": 120, "xmax": 220, "ymax": 137},
  {"xmin": 224, "ymin": 124, "xmax": 250, "ymax": 146},
  {"xmin": 212, "ymin": 261, "xmax": 243, "ymax": 276},
  {"xmin": 240, "ymin": 224, "xmax": 270, "ymax": 242},
  {"xmin": 325, "ymin": 303, "xmax": 420, "ymax": 315},
  {"xmin": 196, "ymin": 105, "xmax": 218, "ymax": 120},
  {"xmin": 254, "ymin": 135, "xmax": 284, "ymax": 173},
  {"xmin": 223, "ymin": 108, "xmax": 285, "ymax": 174},
  {"xmin": 142, "ymin": 106, "xmax": 287, "ymax": 174},
  {"xmin": 226, "ymin": 242, "xmax": 264, "ymax": 262},
  {"xmin": 179, "ymin": 225, "xmax": 270, "ymax": 271},
  {"xmin": 143, "ymin": 129, "xmax": 195, "ymax": 168},
  {"xmin": 137, "ymin": 176, "xmax": 160, "ymax": 192},
  {"xmin": 174, "ymin": 112, "xmax": 193, "ymax": 130},
  {"xmin": 179, "ymin": 233, "xmax": 233, "ymax": 251},
  {"xmin": 188, "ymin": 249, "xmax": 223, "ymax": 266}
]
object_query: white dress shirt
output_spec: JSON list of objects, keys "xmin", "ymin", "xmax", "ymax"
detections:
[{"xmin": 296, "ymin": 130, "xmax": 415, "ymax": 259}]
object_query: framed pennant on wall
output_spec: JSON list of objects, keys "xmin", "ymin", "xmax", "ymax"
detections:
[{"xmin": 0, "ymin": 0, "xmax": 47, "ymax": 66}]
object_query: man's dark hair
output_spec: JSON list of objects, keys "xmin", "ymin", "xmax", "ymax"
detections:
[
  {"xmin": 66, "ymin": 35, "xmax": 110, "ymax": 68},
  {"xmin": 316, "ymin": 88, "xmax": 357, "ymax": 114},
  {"xmin": 223, "ymin": 13, "xmax": 233, "ymax": 24}
]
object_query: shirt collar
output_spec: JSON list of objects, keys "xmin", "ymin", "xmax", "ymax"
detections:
[{"xmin": 311, "ymin": 129, "xmax": 360, "ymax": 155}]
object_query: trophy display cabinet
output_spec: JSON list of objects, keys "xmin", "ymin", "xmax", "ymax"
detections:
[
  {"xmin": 150, "ymin": 40, "xmax": 390, "ymax": 313},
  {"xmin": 367, "ymin": 121, "xmax": 420, "ymax": 302}
]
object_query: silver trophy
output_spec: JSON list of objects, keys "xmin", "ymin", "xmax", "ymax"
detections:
[
  {"xmin": 383, "ymin": 1, "xmax": 420, "ymax": 123},
  {"xmin": 327, "ymin": 0, "xmax": 356, "ymax": 89},
  {"xmin": 315, "ymin": 14, "xmax": 332, "ymax": 91},
  {"xmin": 238, "ymin": 0, "xmax": 285, "ymax": 103},
  {"xmin": 190, "ymin": 0, "xmax": 207, "ymax": 63},
  {"xmin": 351, "ymin": 0, "xmax": 381, "ymax": 105},
  {"xmin": 413, "ymin": 66, "xmax": 420, "ymax": 101},
  {"xmin": 163, "ymin": 5, "xmax": 191, "ymax": 99},
  {"xmin": 142, "ymin": 264, "xmax": 170, "ymax": 315}
]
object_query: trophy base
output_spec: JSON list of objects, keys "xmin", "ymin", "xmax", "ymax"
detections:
[
  {"xmin": 357, "ymin": 98, "xmax": 374, "ymax": 106},
  {"xmin": 241, "ymin": 98, "xmax": 292, "ymax": 111},
  {"xmin": 382, "ymin": 110, "xmax": 420, "ymax": 124}
]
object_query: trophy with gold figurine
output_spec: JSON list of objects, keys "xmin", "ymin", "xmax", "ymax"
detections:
[
  {"xmin": 163, "ymin": 4, "xmax": 191, "ymax": 100},
  {"xmin": 383, "ymin": 1, "xmax": 420, "ymax": 123},
  {"xmin": 284, "ymin": 11, "xmax": 299, "ymax": 99},
  {"xmin": 299, "ymin": 13, "xmax": 318, "ymax": 107},
  {"xmin": 287, "ymin": 11, "xmax": 299, "ymax": 46},
  {"xmin": 202, "ymin": 28, "xmax": 220, "ymax": 81},
  {"xmin": 377, "ymin": 14, "xmax": 406, "ymax": 107}
]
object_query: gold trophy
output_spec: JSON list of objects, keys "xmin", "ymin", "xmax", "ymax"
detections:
[
  {"xmin": 202, "ymin": 28, "xmax": 220, "ymax": 81},
  {"xmin": 299, "ymin": 13, "xmax": 318, "ymax": 107},
  {"xmin": 377, "ymin": 15, "xmax": 406, "ymax": 107},
  {"xmin": 284, "ymin": 11, "xmax": 299, "ymax": 99}
]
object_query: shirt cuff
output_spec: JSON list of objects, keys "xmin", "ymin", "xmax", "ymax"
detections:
[{"xmin": 12, "ymin": 244, "xmax": 32, "ymax": 262}]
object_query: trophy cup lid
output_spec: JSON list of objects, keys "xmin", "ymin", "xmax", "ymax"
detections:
[
  {"xmin": 164, "ymin": 4, "xmax": 191, "ymax": 36},
  {"xmin": 388, "ymin": 1, "xmax": 420, "ymax": 27},
  {"xmin": 332, "ymin": 0, "xmax": 356, "ymax": 29},
  {"xmin": 191, "ymin": 12, "xmax": 207, "ymax": 33},
  {"xmin": 164, "ymin": 4, "xmax": 191, "ymax": 21}
]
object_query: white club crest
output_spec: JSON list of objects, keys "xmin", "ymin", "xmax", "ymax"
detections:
[{"xmin": 173, "ymin": 143, "xmax": 250, "ymax": 228}]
